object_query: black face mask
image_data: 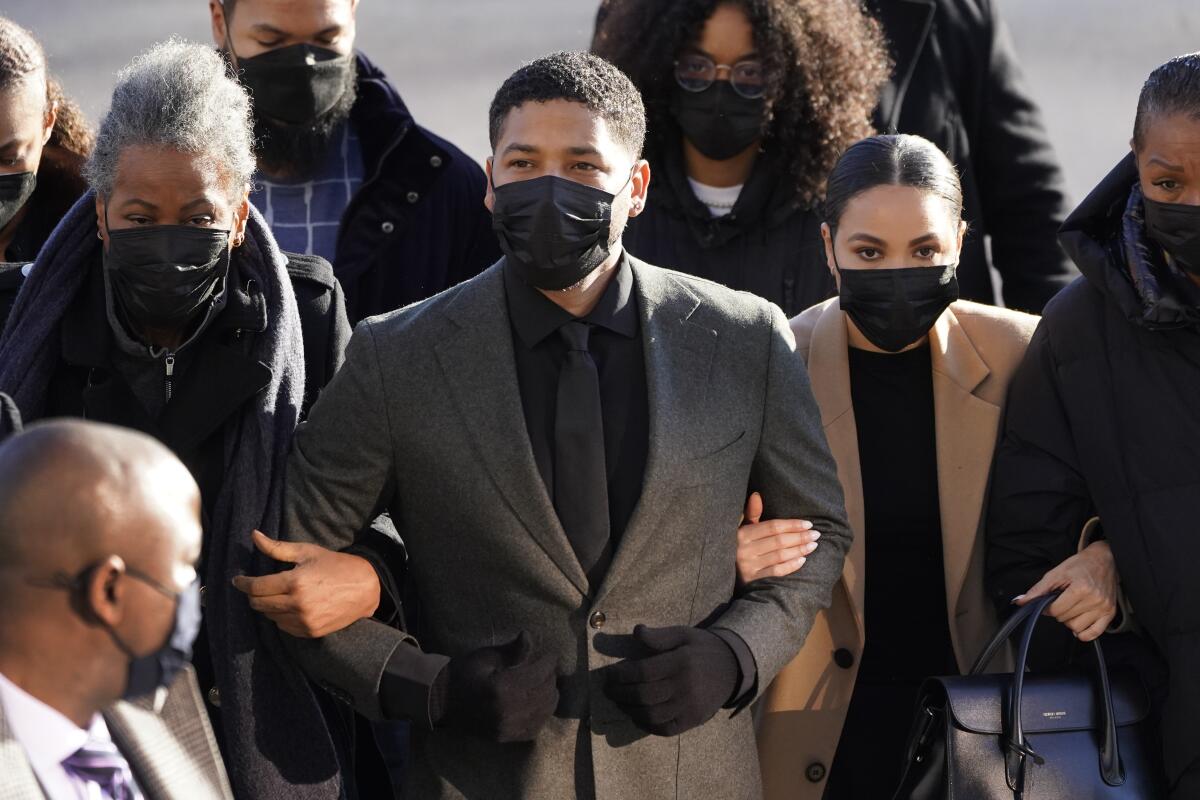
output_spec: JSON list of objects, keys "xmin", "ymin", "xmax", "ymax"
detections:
[
  {"xmin": 838, "ymin": 263, "xmax": 959, "ymax": 352},
  {"xmin": 103, "ymin": 224, "xmax": 231, "ymax": 330},
  {"xmin": 671, "ymin": 83, "xmax": 766, "ymax": 161},
  {"xmin": 233, "ymin": 43, "xmax": 354, "ymax": 125},
  {"xmin": 1143, "ymin": 197, "xmax": 1200, "ymax": 276},
  {"xmin": 491, "ymin": 174, "xmax": 621, "ymax": 290},
  {"xmin": 0, "ymin": 171, "xmax": 37, "ymax": 232}
]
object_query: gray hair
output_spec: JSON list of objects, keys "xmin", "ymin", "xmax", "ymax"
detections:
[{"xmin": 85, "ymin": 39, "xmax": 255, "ymax": 202}]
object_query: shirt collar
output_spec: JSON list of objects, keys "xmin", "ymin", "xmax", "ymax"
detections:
[
  {"xmin": 0, "ymin": 671, "xmax": 105, "ymax": 772},
  {"xmin": 503, "ymin": 252, "xmax": 638, "ymax": 349}
]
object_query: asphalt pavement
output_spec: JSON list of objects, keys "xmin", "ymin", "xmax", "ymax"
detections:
[{"xmin": 5, "ymin": 0, "xmax": 1199, "ymax": 206}]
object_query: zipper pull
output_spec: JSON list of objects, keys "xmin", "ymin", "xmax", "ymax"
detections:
[{"xmin": 164, "ymin": 353, "xmax": 176, "ymax": 404}]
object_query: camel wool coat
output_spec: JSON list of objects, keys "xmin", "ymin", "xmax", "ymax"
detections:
[{"xmin": 756, "ymin": 298, "xmax": 1037, "ymax": 799}]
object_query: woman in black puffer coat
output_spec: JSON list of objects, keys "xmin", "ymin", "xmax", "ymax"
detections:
[{"xmin": 986, "ymin": 53, "xmax": 1200, "ymax": 799}]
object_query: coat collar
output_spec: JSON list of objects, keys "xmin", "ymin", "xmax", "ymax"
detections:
[
  {"xmin": 103, "ymin": 667, "xmax": 233, "ymax": 799},
  {"xmin": 61, "ymin": 259, "xmax": 272, "ymax": 456},
  {"xmin": 434, "ymin": 255, "xmax": 716, "ymax": 599},
  {"xmin": 805, "ymin": 300, "xmax": 998, "ymax": 667}
]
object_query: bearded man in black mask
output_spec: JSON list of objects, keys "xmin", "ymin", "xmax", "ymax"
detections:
[
  {"xmin": 209, "ymin": 0, "xmax": 500, "ymax": 324},
  {"xmin": 240, "ymin": 51, "xmax": 852, "ymax": 799}
]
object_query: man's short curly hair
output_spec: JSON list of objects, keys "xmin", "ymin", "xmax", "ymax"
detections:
[
  {"xmin": 593, "ymin": 0, "xmax": 889, "ymax": 206},
  {"xmin": 488, "ymin": 51, "xmax": 646, "ymax": 158}
]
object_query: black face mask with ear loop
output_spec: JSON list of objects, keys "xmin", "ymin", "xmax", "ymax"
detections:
[
  {"xmin": 1143, "ymin": 196, "xmax": 1200, "ymax": 276},
  {"xmin": 101, "ymin": 205, "xmax": 232, "ymax": 331},
  {"xmin": 229, "ymin": 37, "xmax": 354, "ymax": 126},
  {"xmin": 836, "ymin": 257, "xmax": 960, "ymax": 352},
  {"xmin": 490, "ymin": 170, "xmax": 635, "ymax": 290},
  {"xmin": 0, "ymin": 171, "xmax": 37, "ymax": 232}
]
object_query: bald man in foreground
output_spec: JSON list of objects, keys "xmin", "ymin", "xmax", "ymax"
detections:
[{"xmin": 0, "ymin": 420, "xmax": 233, "ymax": 800}]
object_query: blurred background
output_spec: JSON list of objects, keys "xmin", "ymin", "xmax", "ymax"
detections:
[{"xmin": 5, "ymin": 0, "xmax": 1198, "ymax": 206}]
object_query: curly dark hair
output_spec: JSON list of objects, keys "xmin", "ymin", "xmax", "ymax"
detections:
[
  {"xmin": 489, "ymin": 51, "xmax": 646, "ymax": 158},
  {"xmin": 0, "ymin": 15, "xmax": 93, "ymax": 158},
  {"xmin": 592, "ymin": 0, "xmax": 890, "ymax": 205}
]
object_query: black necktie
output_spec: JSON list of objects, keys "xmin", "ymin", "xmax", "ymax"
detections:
[{"xmin": 554, "ymin": 320, "xmax": 612, "ymax": 588}]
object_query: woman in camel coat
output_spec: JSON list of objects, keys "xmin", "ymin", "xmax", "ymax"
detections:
[{"xmin": 741, "ymin": 135, "xmax": 1120, "ymax": 799}]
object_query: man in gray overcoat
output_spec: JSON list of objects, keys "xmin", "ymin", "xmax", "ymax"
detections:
[{"xmin": 243, "ymin": 51, "xmax": 852, "ymax": 799}]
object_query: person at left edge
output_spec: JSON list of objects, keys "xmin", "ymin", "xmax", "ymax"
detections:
[
  {"xmin": 240, "ymin": 51, "xmax": 852, "ymax": 798},
  {"xmin": 0, "ymin": 419, "xmax": 233, "ymax": 800},
  {"xmin": 0, "ymin": 41, "xmax": 356, "ymax": 800},
  {"xmin": 0, "ymin": 16, "xmax": 93, "ymax": 324},
  {"xmin": 210, "ymin": 0, "xmax": 500, "ymax": 324}
]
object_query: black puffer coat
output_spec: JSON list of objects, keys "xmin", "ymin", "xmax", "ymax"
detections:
[{"xmin": 987, "ymin": 154, "xmax": 1200, "ymax": 797}]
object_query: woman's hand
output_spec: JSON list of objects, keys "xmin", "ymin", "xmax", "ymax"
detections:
[
  {"xmin": 1015, "ymin": 540, "xmax": 1118, "ymax": 642},
  {"xmin": 736, "ymin": 492, "xmax": 821, "ymax": 585},
  {"xmin": 233, "ymin": 530, "xmax": 382, "ymax": 638}
]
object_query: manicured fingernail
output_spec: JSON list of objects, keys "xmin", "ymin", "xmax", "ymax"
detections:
[
  {"xmin": 811, "ymin": 532, "xmax": 821, "ymax": 540},
  {"xmin": 796, "ymin": 557, "xmax": 806, "ymax": 568},
  {"xmin": 1011, "ymin": 595, "xmax": 1025, "ymax": 604}
]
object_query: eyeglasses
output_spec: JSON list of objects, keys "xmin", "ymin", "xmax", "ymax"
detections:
[{"xmin": 674, "ymin": 53, "xmax": 767, "ymax": 100}]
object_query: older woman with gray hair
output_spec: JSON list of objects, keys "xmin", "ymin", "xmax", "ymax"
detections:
[{"xmin": 0, "ymin": 40, "xmax": 353, "ymax": 799}]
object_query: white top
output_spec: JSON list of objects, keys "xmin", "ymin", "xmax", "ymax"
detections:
[
  {"xmin": 687, "ymin": 177, "xmax": 744, "ymax": 218},
  {"xmin": 0, "ymin": 671, "xmax": 114, "ymax": 800}
]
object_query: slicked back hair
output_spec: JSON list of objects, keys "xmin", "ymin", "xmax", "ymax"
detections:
[{"xmin": 1134, "ymin": 52, "xmax": 1200, "ymax": 150}]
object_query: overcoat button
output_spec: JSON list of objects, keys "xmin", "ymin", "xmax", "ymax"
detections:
[
  {"xmin": 833, "ymin": 648, "xmax": 855, "ymax": 669},
  {"xmin": 381, "ymin": 221, "xmax": 395, "ymax": 234},
  {"xmin": 406, "ymin": 191, "xmax": 420, "ymax": 204},
  {"xmin": 805, "ymin": 762, "xmax": 826, "ymax": 783},
  {"xmin": 207, "ymin": 687, "xmax": 221, "ymax": 707},
  {"xmin": 588, "ymin": 611, "xmax": 607, "ymax": 630},
  {"xmin": 429, "ymin": 155, "xmax": 443, "ymax": 168}
]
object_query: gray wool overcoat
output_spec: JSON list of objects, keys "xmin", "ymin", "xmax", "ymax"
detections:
[{"xmin": 283, "ymin": 256, "xmax": 852, "ymax": 799}]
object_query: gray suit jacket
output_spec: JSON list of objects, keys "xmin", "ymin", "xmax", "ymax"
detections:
[
  {"xmin": 0, "ymin": 666, "xmax": 233, "ymax": 800},
  {"xmin": 285, "ymin": 257, "xmax": 852, "ymax": 799}
]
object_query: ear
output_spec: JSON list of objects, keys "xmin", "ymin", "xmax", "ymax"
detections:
[
  {"xmin": 483, "ymin": 157, "xmax": 496, "ymax": 213},
  {"xmin": 956, "ymin": 219, "xmax": 967, "ymax": 258},
  {"xmin": 627, "ymin": 159, "xmax": 651, "ymax": 218},
  {"xmin": 234, "ymin": 189, "xmax": 251, "ymax": 245},
  {"xmin": 210, "ymin": 0, "xmax": 229, "ymax": 50},
  {"xmin": 821, "ymin": 222, "xmax": 837, "ymax": 277},
  {"xmin": 84, "ymin": 555, "xmax": 128, "ymax": 629},
  {"xmin": 42, "ymin": 100, "xmax": 58, "ymax": 146},
  {"xmin": 94, "ymin": 195, "xmax": 108, "ymax": 245}
]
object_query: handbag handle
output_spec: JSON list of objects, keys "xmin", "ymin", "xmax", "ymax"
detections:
[{"xmin": 969, "ymin": 592, "xmax": 1124, "ymax": 789}]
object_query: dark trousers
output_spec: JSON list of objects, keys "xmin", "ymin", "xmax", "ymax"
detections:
[{"xmin": 825, "ymin": 681, "xmax": 922, "ymax": 799}]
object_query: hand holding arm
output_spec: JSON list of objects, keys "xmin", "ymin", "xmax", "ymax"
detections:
[
  {"xmin": 735, "ymin": 492, "xmax": 820, "ymax": 586},
  {"xmin": 234, "ymin": 530, "xmax": 381, "ymax": 638}
]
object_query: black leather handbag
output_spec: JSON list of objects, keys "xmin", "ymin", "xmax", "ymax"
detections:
[{"xmin": 891, "ymin": 592, "xmax": 1163, "ymax": 799}]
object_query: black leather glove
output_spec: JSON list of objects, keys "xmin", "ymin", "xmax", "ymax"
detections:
[
  {"xmin": 604, "ymin": 624, "xmax": 739, "ymax": 737},
  {"xmin": 429, "ymin": 631, "xmax": 559, "ymax": 742}
]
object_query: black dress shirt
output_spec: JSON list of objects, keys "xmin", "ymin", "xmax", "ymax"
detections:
[{"xmin": 504, "ymin": 255, "xmax": 649, "ymax": 551}]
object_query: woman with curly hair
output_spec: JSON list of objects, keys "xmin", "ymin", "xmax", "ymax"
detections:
[
  {"xmin": 592, "ymin": 0, "xmax": 889, "ymax": 316},
  {"xmin": 0, "ymin": 15, "xmax": 92, "ymax": 265}
]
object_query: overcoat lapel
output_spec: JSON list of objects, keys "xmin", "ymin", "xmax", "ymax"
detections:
[
  {"xmin": 929, "ymin": 309, "xmax": 998, "ymax": 663},
  {"xmin": 806, "ymin": 302, "xmax": 865, "ymax": 636},
  {"xmin": 593, "ymin": 258, "xmax": 716, "ymax": 605},
  {"xmin": 434, "ymin": 262, "xmax": 589, "ymax": 595},
  {"xmin": 0, "ymin": 704, "xmax": 43, "ymax": 799}
]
